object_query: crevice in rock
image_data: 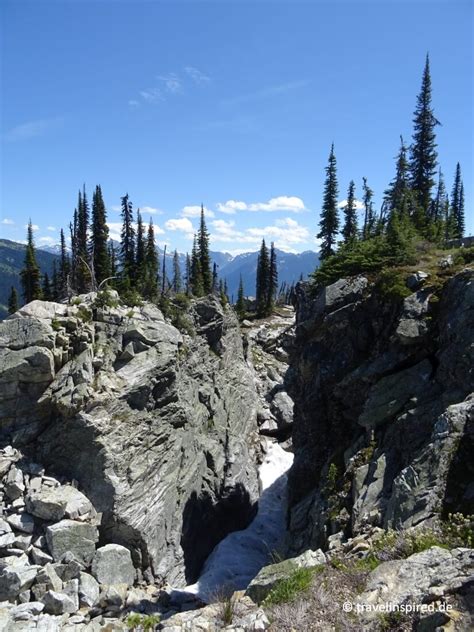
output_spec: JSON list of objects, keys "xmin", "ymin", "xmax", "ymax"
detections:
[{"xmin": 180, "ymin": 483, "xmax": 257, "ymax": 584}]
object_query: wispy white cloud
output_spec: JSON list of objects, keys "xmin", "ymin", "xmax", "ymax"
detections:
[
  {"xmin": 140, "ymin": 206, "xmax": 163, "ymax": 215},
  {"xmin": 140, "ymin": 88, "xmax": 164, "ymax": 104},
  {"xmin": 128, "ymin": 100, "xmax": 140, "ymax": 108},
  {"xmin": 165, "ymin": 217, "xmax": 194, "ymax": 238},
  {"xmin": 1, "ymin": 218, "xmax": 15, "ymax": 225},
  {"xmin": 4, "ymin": 117, "xmax": 63, "ymax": 142},
  {"xmin": 181, "ymin": 205, "xmax": 215, "ymax": 218},
  {"xmin": 157, "ymin": 73, "xmax": 182, "ymax": 94},
  {"xmin": 185, "ymin": 66, "xmax": 211, "ymax": 85},
  {"xmin": 24, "ymin": 223, "xmax": 39, "ymax": 231},
  {"xmin": 221, "ymin": 80, "xmax": 310, "ymax": 107},
  {"xmin": 47, "ymin": 226, "xmax": 56, "ymax": 232},
  {"xmin": 338, "ymin": 199, "xmax": 365, "ymax": 211},
  {"xmin": 216, "ymin": 196, "xmax": 307, "ymax": 214}
]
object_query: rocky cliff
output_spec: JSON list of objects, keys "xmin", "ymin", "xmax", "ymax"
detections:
[
  {"xmin": 286, "ymin": 268, "xmax": 474, "ymax": 554},
  {"xmin": 0, "ymin": 292, "xmax": 260, "ymax": 587}
]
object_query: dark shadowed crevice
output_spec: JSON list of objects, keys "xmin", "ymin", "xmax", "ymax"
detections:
[{"xmin": 180, "ymin": 484, "xmax": 257, "ymax": 584}]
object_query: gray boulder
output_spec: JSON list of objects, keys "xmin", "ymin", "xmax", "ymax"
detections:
[
  {"xmin": 246, "ymin": 549, "xmax": 326, "ymax": 604},
  {"xmin": 91, "ymin": 544, "xmax": 135, "ymax": 587},
  {"xmin": 45, "ymin": 520, "xmax": 98, "ymax": 564},
  {"xmin": 26, "ymin": 485, "xmax": 92, "ymax": 521},
  {"xmin": 6, "ymin": 512, "xmax": 35, "ymax": 534},
  {"xmin": 0, "ymin": 565, "xmax": 39, "ymax": 601},
  {"xmin": 0, "ymin": 518, "xmax": 15, "ymax": 548},
  {"xmin": 78, "ymin": 572, "xmax": 100, "ymax": 608},
  {"xmin": 41, "ymin": 590, "xmax": 77, "ymax": 615}
]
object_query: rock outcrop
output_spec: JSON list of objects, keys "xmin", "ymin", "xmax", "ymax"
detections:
[
  {"xmin": 286, "ymin": 269, "xmax": 474, "ymax": 553},
  {"xmin": 0, "ymin": 292, "xmax": 260, "ymax": 589}
]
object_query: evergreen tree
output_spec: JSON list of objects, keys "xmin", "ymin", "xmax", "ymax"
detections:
[
  {"xmin": 212, "ymin": 262, "xmax": 218, "ymax": 293},
  {"xmin": 385, "ymin": 136, "xmax": 410, "ymax": 216},
  {"xmin": 236, "ymin": 275, "xmax": 245, "ymax": 320},
  {"xmin": 120, "ymin": 193, "xmax": 135, "ymax": 283},
  {"xmin": 135, "ymin": 209, "xmax": 146, "ymax": 282},
  {"xmin": 342, "ymin": 180, "xmax": 358, "ymax": 244},
  {"xmin": 20, "ymin": 221, "xmax": 42, "ymax": 303},
  {"xmin": 91, "ymin": 185, "xmax": 110, "ymax": 285},
  {"xmin": 185, "ymin": 253, "xmax": 191, "ymax": 295},
  {"xmin": 42, "ymin": 273, "xmax": 52, "ymax": 301},
  {"xmin": 143, "ymin": 219, "xmax": 159, "ymax": 299},
  {"xmin": 432, "ymin": 169, "xmax": 448, "ymax": 222},
  {"xmin": 266, "ymin": 242, "xmax": 278, "ymax": 314},
  {"xmin": 190, "ymin": 236, "xmax": 203, "ymax": 296},
  {"xmin": 76, "ymin": 186, "xmax": 91, "ymax": 292},
  {"xmin": 8, "ymin": 286, "xmax": 19, "ymax": 315},
  {"xmin": 317, "ymin": 144, "xmax": 339, "ymax": 259},
  {"xmin": 450, "ymin": 163, "xmax": 465, "ymax": 238},
  {"xmin": 255, "ymin": 239, "xmax": 270, "ymax": 317},
  {"xmin": 362, "ymin": 177, "xmax": 376, "ymax": 239},
  {"xmin": 59, "ymin": 228, "xmax": 70, "ymax": 297},
  {"xmin": 409, "ymin": 54, "xmax": 440, "ymax": 224},
  {"xmin": 172, "ymin": 249, "xmax": 182, "ymax": 293},
  {"xmin": 161, "ymin": 245, "xmax": 168, "ymax": 295},
  {"xmin": 109, "ymin": 244, "xmax": 117, "ymax": 281},
  {"xmin": 197, "ymin": 205, "xmax": 212, "ymax": 294},
  {"xmin": 69, "ymin": 210, "xmax": 78, "ymax": 291}
]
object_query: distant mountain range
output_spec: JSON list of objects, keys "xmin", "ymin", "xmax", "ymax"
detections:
[{"xmin": 0, "ymin": 239, "xmax": 319, "ymax": 318}]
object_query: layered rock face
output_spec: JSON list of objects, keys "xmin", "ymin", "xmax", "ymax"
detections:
[
  {"xmin": 286, "ymin": 270, "xmax": 474, "ymax": 553},
  {"xmin": 0, "ymin": 293, "xmax": 260, "ymax": 586}
]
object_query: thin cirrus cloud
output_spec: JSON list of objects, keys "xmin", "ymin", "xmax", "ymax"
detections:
[
  {"xmin": 181, "ymin": 205, "xmax": 215, "ymax": 218},
  {"xmin": 1, "ymin": 218, "xmax": 15, "ymax": 225},
  {"xmin": 4, "ymin": 117, "xmax": 63, "ymax": 142},
  {"xmin": 38, "ymin": 236, "xmax": 57, "ymax": 246},
  {"xmin": 216, "ymin": 196, "xmax": 307, "ymax": 214},
  {"xmin": 131, "ymin": 66, "xmax": 210, "ymax": 107}
]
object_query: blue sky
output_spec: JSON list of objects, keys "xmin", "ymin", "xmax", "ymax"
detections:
[{"xmin": 1, "ymin": 0, "xmax": 472, "ymax": 255}]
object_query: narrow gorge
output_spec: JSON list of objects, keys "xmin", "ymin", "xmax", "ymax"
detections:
[{"xmin": 0, "ymin": 262, "xmax": 473, "ymax": 631}]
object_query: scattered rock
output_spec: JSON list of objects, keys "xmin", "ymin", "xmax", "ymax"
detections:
[{"xmin": 91, "ymin": 544, "xmax": 135, "ymax": 587}]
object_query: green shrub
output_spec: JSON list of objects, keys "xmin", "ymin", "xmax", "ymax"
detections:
[
  {"xmin": 441, "ymin": 513, "xmax": 474, "ymax": 548},
  {"xmin": 312, "ymin": 236, "xmax": 416, "ymax": 288},
  {"xmin": 121, "ymin": 289, "xmax": 143, "ymax": 308},
  {"xmin": 94, "ymin": 290, "xmax": 119, "ymax": 309},
  {"xmin": 142, "ymin": 614, "xmax": 160, "ymax": 631},
  {"xmin": 375, "ymin": 269, "xmax": 411, "ymax": 301},
  {"xmin": 325, "ymin": 463, "xmax": 339, "ymax": 495},
  {"xmin": 126, "ymin": 613, "xmax": 142, "ymax": 631},
  {"xmin": 264, "ymin": 566, "xmax": 323, "ymax": 605},
  {"xmin": 51, "ymin": 318, "xmax": 62, "ymax": 331},
  {"xmin": 76, "ymin": 305, "xmax": 92, "ymax": 322}
]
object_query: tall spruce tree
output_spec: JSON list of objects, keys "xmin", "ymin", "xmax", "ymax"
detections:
[
  {"xmin": 342, "ymin": 180, "xmax": 358, "ymax": 244},
  {"xmin": 91, "ymin": 185, "xmax": 110, "ymax": 285},
  {"xmin": 190, "ymin": 236, "xmax": 203, "ymax": 296},
  {"xmin": 59, "ymin": 228, "xmax": 70, "ymax": 297},
  {"xmin": 20, "ymin": 220, "xmax": 42, "ymax": 303},
  {"xmin": 42, "ymin": 273, "xmax": 52, "ymax": 301},
  {"xmin": 135, "ymin": 209, "xmax": 146, "ymax": 282},
  {"xmin": 362, "ymin": 177, "xmax": 376, "ymax": 239},
  {"xmin": 69, "ymin": 210, "xmax": 78, "ymax": 291},
  {"xmin": 409, "ymin": 54, "xmax": 440, "ymax": 224},
  {"xmin": 143, "ymin": 219, "xmax": 159, "ymax": 299},
  {"xmin": 255, "ymin": 239, "xmax": 270, "ymax": 317},
  {"xmin": 76, "ymin": 186, "xmax": 91, "ymax": 292},
  {"xmin": 317, "ymin": 144, "xmax": 339, "ymax": 259},
  {"xmin": 51, "ymin": 261, "xmax": 60, "ymax": 301},
  {"xmin": 450, "ymin": 163, "xmax": 465, "ymax": 238},
  {"xmin": 8, "ymin": 286, "xmax": 19, "ymax": 315},
  {"xmin": 385, "ymin": 136, "xmax": 410, "ymax": 216},
  {"xmin": 266, "ymin": 242, "xmax": 278, "ymax": 314},
  {"xmin": 212, "ymin": 262, "xmax": 218, "ymax": 293},
  {"xmin": 197, "ymin": 205, "xmax": 212, "ymax": 293},
  {"xmin": 172, "ymin": 249, "xmax": 182, "ymax": 293},
  {"xmin": 185, "ymin": 253, "xmax": 191, "ymax": 295},
  {"xmin": 120, "ymin": 194, "xmax": 135, "ymax": 283},
  {"xmin": 236, "ymin": 275, "xmax": 245, "ymax": 320}
]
